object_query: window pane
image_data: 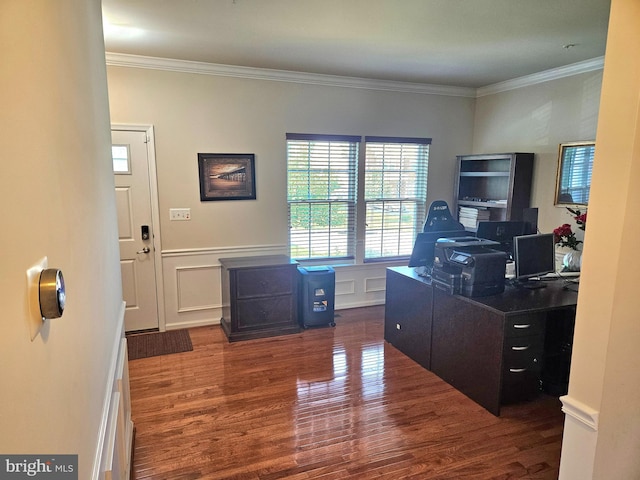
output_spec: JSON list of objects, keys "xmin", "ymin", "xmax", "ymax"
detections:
[
  {"xmin": 365, "ymin": 201, "xmax": 418, "ymax": 258},
  {"xmin": 364, "ymin": 141, "xmax": 429, "ymax": 260},
  {"xmin": 289, "ymin": 201, "xmax": 355, "ymax": 259},
  {"xmin": 112, "ymin": 144, "xmax": 130, "ymax": 174},
  {"xmin": 287, "ymin": 136, "xmax": 358, "ymax": 261}
]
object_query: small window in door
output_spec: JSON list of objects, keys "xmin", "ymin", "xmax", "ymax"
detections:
[{"xmin": 112, "ymin": 144, "xmax": 131, "ymax": 174}]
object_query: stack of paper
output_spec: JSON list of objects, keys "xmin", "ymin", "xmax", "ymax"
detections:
[{"xmin": 458, "ymin": 206, "xmax": 490, "ymax": 230}]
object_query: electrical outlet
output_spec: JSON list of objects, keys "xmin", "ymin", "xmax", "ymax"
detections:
[{"xmin": 170, "ymin": 208, "xmax": 191, "ymax": 221}]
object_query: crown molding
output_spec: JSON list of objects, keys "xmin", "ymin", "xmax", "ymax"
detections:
[
  {"xmin": 105, "ymin": 52, "xmax": 605, "ymax": 99},
  {"xmin": 105, "ymin": 52, "xmax": 477, "ymax": 98},
  {"xmin": 476, "ymin": 56, "xmax": 605, "ymax": 97}
]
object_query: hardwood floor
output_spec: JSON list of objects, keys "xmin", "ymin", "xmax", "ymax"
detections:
[{"xmin": 128, "ymin": 306, "xmax": 564, "ymax": 479}]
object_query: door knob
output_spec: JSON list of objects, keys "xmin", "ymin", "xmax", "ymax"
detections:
[{"xmin": 136, "ymin": 247, "xmax": 151, "ymax": 254}]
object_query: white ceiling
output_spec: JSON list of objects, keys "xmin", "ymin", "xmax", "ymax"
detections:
[{"xmin": 101, "ymin": 0, "xmax": 611, "ymax": 89}]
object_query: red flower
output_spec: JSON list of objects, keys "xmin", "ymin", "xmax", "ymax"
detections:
[
  {"xmin": 574, "ymin": 212, "xmax": 587, "ymax": 230},
  {"xmin": 553, "ymin": 223, "xmax": 573, "ymax": 237},
  {"xmin": 567, "ymin": 207, "xmax": 587, "ymax": 231},
  {"xmin": 554, "ymin": 223, "xmax": 582, "ymax": 250}
]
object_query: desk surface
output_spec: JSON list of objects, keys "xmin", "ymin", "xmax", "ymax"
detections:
[{"xmin": 388, "ymin": 266, "xmax": 578, "ymax": 314}]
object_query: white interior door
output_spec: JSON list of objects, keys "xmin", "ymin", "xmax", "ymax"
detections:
[{"xmin": 112, "ymin": 129, "xmax": 159, "ymax": 332}]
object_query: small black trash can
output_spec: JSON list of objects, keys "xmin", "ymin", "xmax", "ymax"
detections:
[{"xmin": 297, "ymin": 266, "xmax": 336, "ymax": 328}]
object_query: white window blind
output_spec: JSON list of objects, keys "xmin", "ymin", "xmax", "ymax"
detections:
[
  {"xmin": 287, "ymin": 133, "xmax": 359, "ymax": 261},
  {"xmin": 364, "ymin": 137, "xmax": 430, "ymax": 261},
  {"xmin": 559, "ymin": 144, "xmax": 594, "ymax": 204}
]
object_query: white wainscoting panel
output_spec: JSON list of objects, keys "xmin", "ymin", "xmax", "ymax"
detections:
[
  {"xmin": 365, "ymin": 276, "xmax": 386, "ymax": 293},
  {"xmin": 558, "ymin": 395, "xmax": 600, "ymax": 479},
  {"xmin": 333, "ymin": 264, "xmax": 390, "ymax": 309},
  {"xmin": 335, "ymin": 279, "xmax": 356, "ymax": 296},
  {"xmin": 161, "ymin": 246, "xmax": 401, "ymax": 329},
  {"xmin": 95, "ymin": 302, "xmax": 133, "ymax": 480},
  {"xmin": 176, "ymin": 265, "xmax": 220, "ymax": 313},
  {"xmin": 161, "ymin": 245, "xmax": 287, "ymax": 330}
]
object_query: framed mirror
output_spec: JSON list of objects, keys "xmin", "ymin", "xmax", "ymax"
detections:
[{"xmin": 555, "ymin": 141, "xmax": 595, "ymax": 206}]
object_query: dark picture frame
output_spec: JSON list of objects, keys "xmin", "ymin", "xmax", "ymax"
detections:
[{"xmin": 198, "ymin": 153, "xmax": 256, "ymax": 201}]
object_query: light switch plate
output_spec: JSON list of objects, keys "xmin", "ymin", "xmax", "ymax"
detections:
[{"xmin": 170, "ymin": 208, "xmax": 191, "ymax": 221}]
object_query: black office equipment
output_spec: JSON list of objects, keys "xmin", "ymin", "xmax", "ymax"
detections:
[
  {"xmin": 522, "ymin": 207, "xmax": 539, "ymax": 234},
  {"xmin": 513, "ymin": 233, "xmax": 556, "ymax": 288},
  {"xmin": 476, "ymin": 220, "xmax": 526, "ymax": 257},
  {"xmin": 432, "ymin": 237, "xmax": 507, "ymax": 297},
  {"xmin": 408, "ymin": 230, "xmax": 469, "ymax": 271}
]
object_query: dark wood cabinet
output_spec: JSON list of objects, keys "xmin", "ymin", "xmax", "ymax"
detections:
[
  {"xmin": 454, "ymin": 152, "xmax": 534, "ymax": 230},
  {"xmin": 220, "ymin": 255, "xmax": 300, "ymax": 342},
  {"xmin": 384, "ymin": 266, "xmax": 576, "ymax": 415},
  {"xmin": 500, "ymin": 312, "xmax": 546, "ymax": 404}
]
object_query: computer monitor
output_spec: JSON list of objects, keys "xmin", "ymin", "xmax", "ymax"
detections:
[
  {"xmin": 513, "ymin": 233, "xmax": 556, "ymax": 285},
  {"xmin": 476, "ymin": 221, "xmax": 527, "ymax": 257},
  {"xmin": 408, "ymin": 230, "xmax": 470, "ymax": 270}
]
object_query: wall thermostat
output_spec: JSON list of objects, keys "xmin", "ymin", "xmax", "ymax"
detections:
[{"xmin": 39, "ymin": 268, "xmax": 66, "ymax": 319}]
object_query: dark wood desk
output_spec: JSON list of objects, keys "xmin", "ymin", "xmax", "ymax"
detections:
[{"xmin": 384, "ymin": 266, "xmax": 577, "ymax": 415}]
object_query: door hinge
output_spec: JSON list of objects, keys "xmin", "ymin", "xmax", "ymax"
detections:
[{"xmin": 144, "ymin": 135, "xmax": 150, "ymax": 143}]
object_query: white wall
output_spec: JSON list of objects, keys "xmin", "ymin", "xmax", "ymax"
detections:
[
  {"xmin": 107, "ymin": 66, "xmax": 475, "ymax": 249},
  {"xmin": 473, "ymin": 0, "xmax": 640, "ymax": 477},
  {"xmin": 559, "ymin": 0, "xmax": 640, "ymax": 477},
  {"xmin": 106, "ymin": 65, "xmax": 476, "ymax": 328},
  {"xmin": 0, "ymin": 1, "xmax": 124, "ymax": 478},
  {"xmin": 473, "ymin": 70, "xmax": 602, "ymax": 238}
]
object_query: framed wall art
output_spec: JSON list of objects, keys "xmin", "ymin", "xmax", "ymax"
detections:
[{"xmin": 197, "ymin": 153, "xmax": 256, "ymax": 201}]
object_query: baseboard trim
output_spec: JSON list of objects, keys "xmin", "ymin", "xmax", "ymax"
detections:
[
  {"xmin": 166, "ymin": 318, "xmax": 221, "ymax": 330},
  {"xmin": 336, "ymin": 299, "xmax": 386, "ymax": 310}
]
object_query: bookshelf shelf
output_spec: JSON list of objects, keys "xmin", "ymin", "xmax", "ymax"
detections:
[{"xmin": 454, "ymin": 153, "xmax": 534, "ymax": 230}]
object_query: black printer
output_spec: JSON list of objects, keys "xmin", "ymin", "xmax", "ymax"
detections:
[{"xmin": 432, "ymin": 237, "xmax": 508, "ymax": 297}]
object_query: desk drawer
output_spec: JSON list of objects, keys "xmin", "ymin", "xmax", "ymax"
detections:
[
  {"xmin": 502, "ymin": 335, "xmax": 543, "ymax": 404},
  {"xmin": 503, "ymin": 336, "xmax": 543, "ymax": 368},
  {"xmin": 503, "ymin": 335, "xmax": 544, "ymax": 368},
  {"xmin": 237, "ymin": 296, "xmax": 295, "ymax": 330},
  {"xmin": 502, "ymin": 367, "xmax": 541, "ymax": 404},
  {"xmin": 505, "ymin": 313, "xmax": 545, "ymax": 338},
  {"xmin": 236, "ymin": 266, "xmax": 294, "ymax": 298}
]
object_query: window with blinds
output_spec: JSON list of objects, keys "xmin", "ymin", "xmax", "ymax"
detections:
[
  {"xmin": 287, "ymin": 133, "xmax": 359, "ymax": 261},
  {"xmin": 364, "ymin": 137, "xmax": 430, "ymax": 261},
  {"xmin": 556, "ymin": 142, "xmax": 595, "ymax": 205}
]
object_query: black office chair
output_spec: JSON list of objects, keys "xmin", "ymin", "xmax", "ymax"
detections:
[{"xmin": 422, "ymin": 200, "xmax": 465, "ymax": 233}]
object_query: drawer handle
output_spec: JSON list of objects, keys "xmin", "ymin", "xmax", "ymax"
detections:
[
  {"xmin": 509, "ymin": 368, "xmax": 527, "ymax": 373},
  {"xmin": 513, "ymin": 324, "xmax": 531, "ymax": 329},
  {"xmin": 511, "ymin": 345, "xmax": 530, "ymax": 351}
]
